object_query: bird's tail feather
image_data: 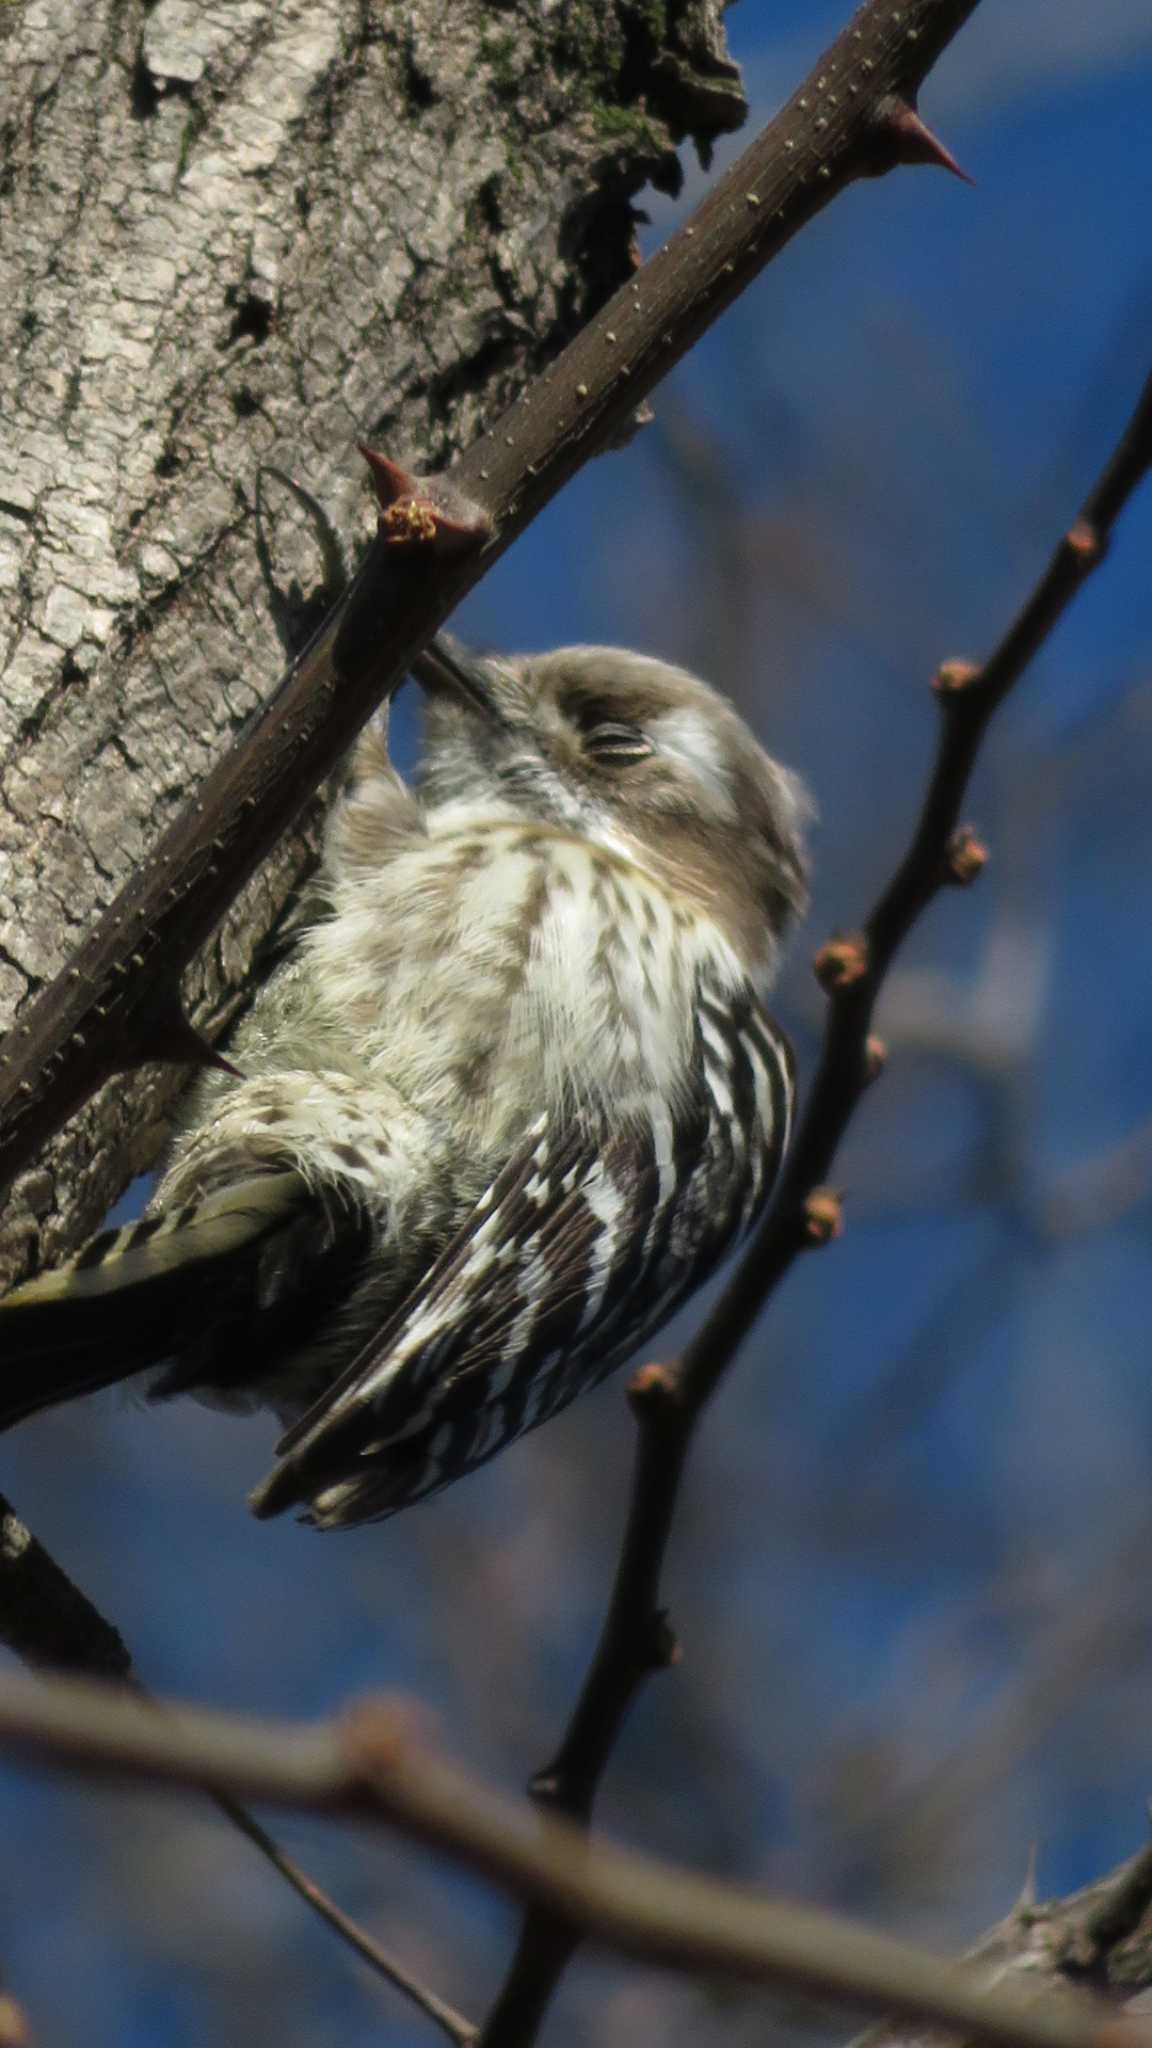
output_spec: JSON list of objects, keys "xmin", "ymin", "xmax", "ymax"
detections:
[{"xmin": 0, "ymin": 1171, "xmax": 304, "ymax": 1428}]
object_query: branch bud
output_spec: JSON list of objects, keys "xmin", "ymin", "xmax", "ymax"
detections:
[
  {"xmin": 627, "ymin": 1360, "xmax": 681, "ymax": 1418},
  {"xmin": 864, "ymin": 1034, "xmax": 888, "ymax": 1084},
  {"xmin": 803, "ymin": 1188, "xmax": 844, "ymax": 1247},
  {"xmin": 932, "ymin": 658, "xmax": 982, "ymax": 698},
  {"xmin": 339, "ymin": 1695, "xmax": 434, "ymax": 1781},
  {"xmin": 946, "ymin": 826, "xmax": 988, "ymax": 886},
  {"xmin": 359, "ymin": 447, "xmax": 493, "ymax": 553},
  {"xmin": 814, "ymin": 934, "xmax": 869, "ymax": 992},
  {"xmin": 1066, "ymin": 519, "xmax": 1104, "ymax": 563}
]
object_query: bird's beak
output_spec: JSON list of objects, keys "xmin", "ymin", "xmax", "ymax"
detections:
[{"xmin": 410, "ymin": 634, "xmax": 517, "ymax": 731}]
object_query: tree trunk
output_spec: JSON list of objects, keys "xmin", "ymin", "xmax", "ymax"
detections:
[{"xmin": 0, "ymin": 0, "xmax": 745, "ymax": 1289}]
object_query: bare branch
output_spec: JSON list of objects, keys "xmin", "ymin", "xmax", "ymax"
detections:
[
  {"xmin": 209, "ymin": 1792, "xmax": 477, "ymax": 2045},
  {"xmin": 0, "ymin": 1665, "xmax": 1147, "ymax": 2048},
  {"xmin": 482, "ymin": 365, "xmax": 1152, "ymax": 2039},
  {"xmin": 688, "ymin": 363, "xmax": 1152, "ymax": 1392},
  {"xmin": 0, "ymin": 0, "xmax": 983, "ymax": 1197}
]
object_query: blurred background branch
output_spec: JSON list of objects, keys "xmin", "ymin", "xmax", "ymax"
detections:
[{"xmin": 0, "ymin": 1665, "xmax": 1144, "ymax": 2048}]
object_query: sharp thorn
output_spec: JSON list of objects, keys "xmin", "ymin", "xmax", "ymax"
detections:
[
  {"xmin": 358, "ymin": 444, "xmax": 421, "ymax": 512},
  {"xmin": 1014, "ymin": 1842, "xmax": 1040, "ymax": 1914},
  {"xmin": 876, "ymin": 97, "xmax": 973, "ymax": 184},
  {"xmin": 357, "ymin": 445, "xmax": 493, "ymax": 552}
]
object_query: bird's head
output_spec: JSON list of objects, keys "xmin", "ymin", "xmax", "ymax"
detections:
[{"xmin": 413, "ymin": 637, "xmax": 809, "ymax": 961}]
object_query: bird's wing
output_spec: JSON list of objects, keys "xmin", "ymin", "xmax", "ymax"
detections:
[
  {"xmin": 0, "ymin": 1171, "xmax": 310, "ymax": 1428},
  {"xmin": 251, "ymin": 991, "xmax": 793, "ymax": 1526}
]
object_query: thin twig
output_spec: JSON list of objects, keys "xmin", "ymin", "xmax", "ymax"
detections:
[
  {"xmin": 213, "ymin": 1792, "xmax": 476, "ymax": 2044},
  {"xmin": 0, "ymin": 1496, "xmax": 474, "ymax": 2043},
  {"xmin": 480, "ymin": 365, "xmax": 1152, "ymax": 2044},
  {"xmin": 0, "ymin": 1665, "xmax": 1146, "ymax": 2048},
  {"xmin": 0, "ymin": 0, "xmax": 981, "ymax": 1196}
]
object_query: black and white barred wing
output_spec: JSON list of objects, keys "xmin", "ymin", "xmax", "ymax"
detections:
[
  {"xmin": 251, "ymin": 992, "xmax": 793, "ymax": 1528},
  {"xmin": 250, "ymin": 1116, "xmax": 659, "ymax": 1525}
]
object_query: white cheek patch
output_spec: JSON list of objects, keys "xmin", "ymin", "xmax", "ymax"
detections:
[{"xmin": 650, "ymin": 709, "xmax": 738, "ymax": 819}]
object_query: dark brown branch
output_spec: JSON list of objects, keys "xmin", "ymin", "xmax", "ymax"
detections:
[
  {"xmin": 0, "ymin": 0, "xmax": 982, "ymax": 1198},
  {"xmin": 0, "ymin": 1666, "xmax": 1147, "ymax": 2048},
  {"xmin": 480, "ymin": 1368, "xmax": 690, "ymax": 2039},
  {"xmin": 0, "ymin": 1494, "xmax": 132, "ymax": 1680},
  {"xmin": 685, "ymin": 361, "xmax": 1152, "ymax": 1400},
  {"xmin": 0, "ymin": 1495, "xmax": 473, "ymax": 2042},
  {"xmin": 481, "ymin": 365, "xmax": 1152, "ymax": 2043}
]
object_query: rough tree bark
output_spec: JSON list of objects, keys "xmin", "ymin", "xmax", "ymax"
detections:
[{"xmin": 0, "ymin": 0, "xmax": 745, "ymax": 1290}]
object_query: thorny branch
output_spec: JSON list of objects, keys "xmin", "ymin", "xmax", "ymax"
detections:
[
  {"xmin": 693, "ymin": 362, "xmax": 1152, "ymax": 1384},
  {"xmin": 0, "ymin": 1496, "xmax": 474, "ymax": 2043},
  {"xmin": 0, "ymin": 0, "xmax": 981, "ymax": 1197},
  {"xmin": 859, "ymin": 1838, "xmax": 1152, "ymax": 2048},
  {"xmin": 0, "ymin": 1666, "xmax": 1148, "ymax": 2048},
  {"xmin": 480, "ymin": 370, "xmax": 1152, "ymax": 2043},
  {"xmin": 198, "ymin": 1793, "xmax": 477, "ymax": 2046}
]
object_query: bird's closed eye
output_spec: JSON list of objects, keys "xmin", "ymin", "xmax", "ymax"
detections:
[{"xmin": 584, "ymin": 721, "xmax": 655, "ymax": 764}]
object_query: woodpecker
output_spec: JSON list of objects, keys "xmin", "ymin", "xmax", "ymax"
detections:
[{"xmin": 0, "ymin": 639, "xmax": 808, "ymax": 1527}]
